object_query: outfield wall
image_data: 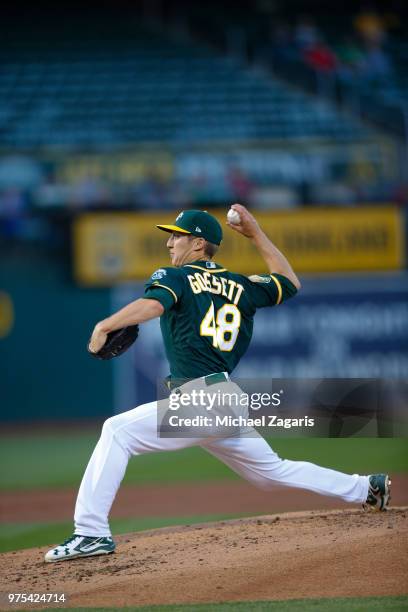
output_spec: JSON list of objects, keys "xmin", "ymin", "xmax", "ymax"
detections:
[{"xmin": 0, "ymin": 253, "xmax": 112, "ymax": 422}]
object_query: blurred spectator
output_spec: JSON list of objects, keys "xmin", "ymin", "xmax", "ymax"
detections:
[
  {"xmin": 133, "ymin": 172, "xmax": 179, "ymax": 210},
  {"xmin": 0, "ymin": 187, "xmax": 51, "ymax": 245},
  {"xmin": 251, "ymin": 185, "xmax": 299, "ymax": 209},
  {"xmin": 190, "ymin": 175, "xmax": 217, "ymax": 206},
  {"xmin": 70, "ymin": 176, "xmax": 110, "ymax": 209},
  {"xmin": 360, "ymin": 42, "xmax": 393, "ymax": 84},
  {"xmin": 268, "ymin": 21, "xmax": 295, "ymax": 63},
  {"xmin": 226, "ymin": 167, "xmax": 254, "ymax": 202},
  {"xmin": 309, "ymin": 182, "xmax": 356, "ymax": 205},
  {"xmin": 35, "ymin": 176, "xmax": 71, "ymax": 208},
  {"xmin": 294, "ymin": 16, "xmax": 319, "ymax": 50},
  {"xmin": 353, "ymin": 7, "xmax": 386, "ymax": 46},
  {"xmin": 167, "ymin": 179, "xmax": 191, "ymax": 210},
  {"xmin": 393, "ymin": 182, "xmax": 408, "ymax": 207},
  {"xmin": 304, "ymin": 39, "xmax": 337, "ymax": 73},
  {"xmin": 335, "ymin": 38, "xmax": 364, "ymax": 80},
  {"xmin": 0, "ymin": 187, "xmax": 26, "ymax": 218},
  {"xmin": 0, "ymin": 188, "xmax": 27, "ymax": 241}
]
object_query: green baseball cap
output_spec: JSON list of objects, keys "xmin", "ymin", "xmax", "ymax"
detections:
[{"xmin": 157, "ymin": 210, "xmax": 223, "ymax": 245}]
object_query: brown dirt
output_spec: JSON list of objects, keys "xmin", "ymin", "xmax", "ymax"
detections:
[
  {"xmin": 0, "ymin": 508, "xmax": 407, "ymax": 610},
  {"xmin": 2, "ymin": 475, "xmax": 408, "ymax": 523}
]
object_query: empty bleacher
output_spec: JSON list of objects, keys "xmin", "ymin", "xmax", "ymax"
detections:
[{"xmin": 0, "ymin": 27, "xmax": 372, "ymax": 149}]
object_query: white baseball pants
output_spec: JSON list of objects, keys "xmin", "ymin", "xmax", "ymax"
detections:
[{"xmin": 74, "ymin": 379, "xmax": 369, "ymax": 537}]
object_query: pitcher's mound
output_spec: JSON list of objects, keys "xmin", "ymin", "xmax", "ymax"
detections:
[{"xmin": 1, "ymin": 508, "xmax": 407, "ymax": 609}]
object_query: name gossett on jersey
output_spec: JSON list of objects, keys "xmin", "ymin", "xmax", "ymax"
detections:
[{"xmin": 144, "ymin": 260, "xmax": 297, "ymax": 380}]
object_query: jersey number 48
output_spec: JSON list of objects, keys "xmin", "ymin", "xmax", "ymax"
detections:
[{"xmin": 200, "ymin": 303, "xmax": 241, "ymax": 352}]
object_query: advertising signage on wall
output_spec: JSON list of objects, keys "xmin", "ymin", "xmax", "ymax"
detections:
[
  {"xmin": 73, "ymin": 207, "xmax": 404, "ymax": 284},
  {"xmin": 112, "ymin": 274, "xmax": 408, "ymax": 413}
]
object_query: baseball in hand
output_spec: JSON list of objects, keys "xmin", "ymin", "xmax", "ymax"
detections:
[{"xmin": 227, "ymin": 208, "xmax": 241, "ymax": 225}]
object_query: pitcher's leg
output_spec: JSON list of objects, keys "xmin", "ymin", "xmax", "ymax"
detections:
[
  {"xmin": 74, "ymin": 413, "xmax": 133, "ymax": 537},
  {"xmin": 75, "ymin": 401, "xmax": 201, "ymax": 537},
  {"xmin": 203, "ymin": 433, "xmax": 369, "ymax": 503}
]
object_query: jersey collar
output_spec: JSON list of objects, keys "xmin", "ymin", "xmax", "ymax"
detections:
[{"xmin": 184, "ymin": 260, "xmax": 227, "ymax": 272}]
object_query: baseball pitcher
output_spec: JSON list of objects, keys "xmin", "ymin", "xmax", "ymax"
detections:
[{"xmin": 45, "ymin": 204, "xmax": 391, "ymax": 562}]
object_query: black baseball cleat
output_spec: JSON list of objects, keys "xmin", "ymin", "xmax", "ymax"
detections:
[
  {"xmin": 44, "ymin": 534, "xmax": 115, "ymax": 562},
  {"xmin": 363, "ymin": 474, "xmax": 391, "ymax": 511}
]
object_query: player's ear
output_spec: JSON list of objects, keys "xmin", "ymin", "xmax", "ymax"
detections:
[{"xmin": 192, "ymin": 237, "xmax": 205, "ymax": 251}]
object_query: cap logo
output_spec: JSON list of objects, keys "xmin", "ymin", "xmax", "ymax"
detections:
[
  {"xmin": 176, "ymin": 212, "xmax": 184, "ymax": 222},
  {"xmin": 195, "ymin": 226, "xmax": 202, "ymax": 232}
]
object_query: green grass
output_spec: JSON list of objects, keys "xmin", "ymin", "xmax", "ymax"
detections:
[
  {"xmin": 10, "ymin": 596, "xmax": 408, "ymax": 611},
  {"xmin": 0, "ymin": 514, "xmax": 242, "ymax": 553},
  {"xmin": 0, "ymin": 432, "xmax": 407, "ymax": 491}
]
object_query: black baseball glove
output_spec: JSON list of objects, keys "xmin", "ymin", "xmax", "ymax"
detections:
[{"xmin": 87, "ymin": 325, "xmax": 139, "ymax": 360}]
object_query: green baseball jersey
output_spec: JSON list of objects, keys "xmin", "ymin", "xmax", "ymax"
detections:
[{"xmin": 144, "ymin": 260, "xmax": 297, "ymax": 380}]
